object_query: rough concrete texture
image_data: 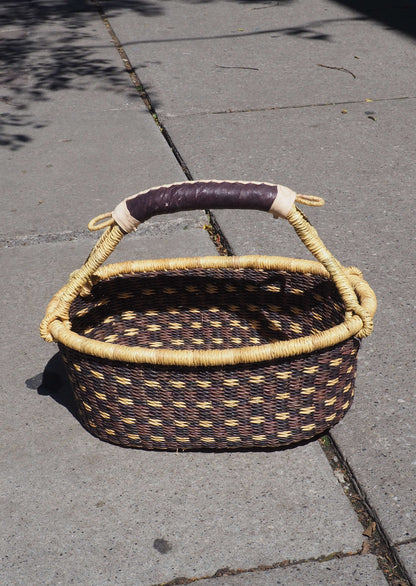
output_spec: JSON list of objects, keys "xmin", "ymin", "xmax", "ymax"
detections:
[
  {"xmin": 0, "ymin": 440, "xmax": 366, "ymax": 585},
  {"xmin": 1, "ymin": 106, "xmax": 189, "ymax": 239},
  {"xmin": 396, "ymin": 543, "xmax": 416, "ymax": 584},
  {"xmin": 202, "ymin": 554, "xmax": 388, "ymax": 585},
  {"xmin": 105, "ymin": 0, "xmax": 416, "ymax": 116},
  {"xmin": 163, "ymin": 98, "xmax": 415, "ymax": 258}
]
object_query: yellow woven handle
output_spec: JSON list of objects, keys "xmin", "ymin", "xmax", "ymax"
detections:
[{"xmin": 286, "ymin": 206, "xmax": 373, "ymax": 337}]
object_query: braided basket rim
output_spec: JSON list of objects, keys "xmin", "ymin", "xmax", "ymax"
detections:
[{"xmin": 46, "ymin": 255, "xmax": 376, "ymax": 367}]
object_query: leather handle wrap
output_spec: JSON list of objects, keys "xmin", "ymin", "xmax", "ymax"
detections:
[{"xmin": 112, "ymin": 181, "xmax": 296, "ymax": 233}]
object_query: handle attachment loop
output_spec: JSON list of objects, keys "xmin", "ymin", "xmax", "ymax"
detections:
[
  {"xmin": 295, "ymin": 194, "xmax": 325, "ymax": 207},
  {"xmin": 87, "ymin": 212, "xmax": 115, "ymax": 232}
]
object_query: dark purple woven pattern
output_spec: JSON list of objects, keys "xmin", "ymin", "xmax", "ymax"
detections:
[
  {"xmin": 60, "ymin": 339, "xmax": 358, "ymax": 450},
  {"xmin": 69, "ymin": 269, "xmax": 345, "ymax": 350},
  {"xmin": 59, "ymin": 268, "xmax": 359, "ymax": 450}
]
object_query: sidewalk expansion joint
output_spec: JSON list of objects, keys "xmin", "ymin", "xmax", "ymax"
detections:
[
  {"xmin": 203, "ymin": 213, "xmax": 235, "ymax": 257},
  {"xmin": 163, "ymin": 96, "xmax": 415, "ymax": 119},
  {"xmin": 91, "ymin": 0, "xmax": 193, "ymax": 182},
  {"xmin": 152, "ymin": 550, "xmax": 366, "ymax": 586},
  {"xmin": 0, "ymin": 219, "xmax": 204, "ymax": 249},
  {"xmin": 395, "ymin": 537, "xmax": 416, "ymax": 547},
  {"xmin": 320, "ymin": 434, "xmax": 413, "ymax": 586},
  {"xmin": 92, "ymin": 0, "xmax": 233, "ymax": 258},
  {"xmin": 0, "ymin": 230, "xmax": 95, "ymax": 249}
]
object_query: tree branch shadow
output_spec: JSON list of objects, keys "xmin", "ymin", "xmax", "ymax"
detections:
[
  {"xmin": 0, "ymin": 0, "xmax": 160, "ymax": 150},
  {"xmin": 2, "ymin": 0, "xmax": 414, "ymax": 150}
]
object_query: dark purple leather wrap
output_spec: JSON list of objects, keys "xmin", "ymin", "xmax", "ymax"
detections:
[{"xmin": 125, "ymin": 181, "xmax": 277, "ymax": 222}]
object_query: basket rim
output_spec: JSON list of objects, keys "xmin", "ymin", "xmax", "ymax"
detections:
[{"xmin": 47, "ymin": 255, "xmax": 376, "ymax": 367}]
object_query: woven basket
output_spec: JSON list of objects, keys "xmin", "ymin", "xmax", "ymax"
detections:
[{"xmin": 40, "ymin": 181, "xmax": 376, "ymax": 450}]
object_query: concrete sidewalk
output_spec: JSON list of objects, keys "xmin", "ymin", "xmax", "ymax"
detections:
[{"xmin": 1, "ymin": 0, "xmax": 415, "ymax": 584}]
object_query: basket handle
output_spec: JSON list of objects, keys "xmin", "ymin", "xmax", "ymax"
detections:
[
  {"xmin": 100, "ymin": 180, "xmax": 324, "ymax": 233},
  {"xmin": 40, "ymin": 181, "xmax": 373, "ymax": 342}
]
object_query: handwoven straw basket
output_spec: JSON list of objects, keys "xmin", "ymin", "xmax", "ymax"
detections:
[{"xmin": 40, "ymin": 181, "xmax": 376, "ymax": 450}]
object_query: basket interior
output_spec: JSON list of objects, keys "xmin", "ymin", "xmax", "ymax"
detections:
[{"xmin": 68, "ymin": 268, "xmax": 346, "ymax": 351}]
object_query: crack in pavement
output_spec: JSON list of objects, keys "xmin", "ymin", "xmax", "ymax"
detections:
[
  {"xmin": 0, "ymin": 218, "xmax": 204, "ymax": 249},
  {"xmin": 91, "ymin": 0, "xmax": 232, "ymax": 258},
  {"xmin": 152, "ymin": 549, "xmax": 366, "ymax": 585},
  {"xmin": 320, "ymin": 434, "xmax": 414, "ymax": 586},
  {"xmin": 161, "ymin": 95, "xmax": 416, "ymax": 119}
]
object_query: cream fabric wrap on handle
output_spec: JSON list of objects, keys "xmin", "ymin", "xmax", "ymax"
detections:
[{"xmin": 112, "ymin": 180, "xmax": 298, "ymax": 233}]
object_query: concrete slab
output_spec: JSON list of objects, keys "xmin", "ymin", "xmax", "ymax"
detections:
[
  {"xmin": 105, "ymin": 0, "xmax": 416, "ymax": 118},
  {"xmin": 1, "ymin": 106, "xmax": 193, "ymax": 240},
  {"xmin": 201, "ymin": 554, "xmax": 387, "ymax": 585},
  {"xmin": 162, "ymin": 97, "xmax": 416, "ymax": 263},
  {"xmin": 396, "ymin": 543, "xmax": 416, "ymax": 584},
  {"xmin": 1, "ymin": 238, "xmax": 366, "ymax": 585},
  {"xmin": 161, "ymin": 100, "xmax": 416, "ymax": 543},
  {"xmin": 0, "ymin": 221, "xmax": 214, "ymax": 364},
  {"xmin": 0, "ymin": 0, "xmax": 187, "ymax": 239}
]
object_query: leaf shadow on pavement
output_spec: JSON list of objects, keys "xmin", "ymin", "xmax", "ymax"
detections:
[
  {"xmin": 2, "ymin": 0, "xmax": 415, "ymax": 151},
  {"xmin": 0, "ymin": 0, "xmax": 161, "ymax": 150},
  {"xmin": 101, "ymin": 0, "xmax": 416, "ymax": 41}
]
